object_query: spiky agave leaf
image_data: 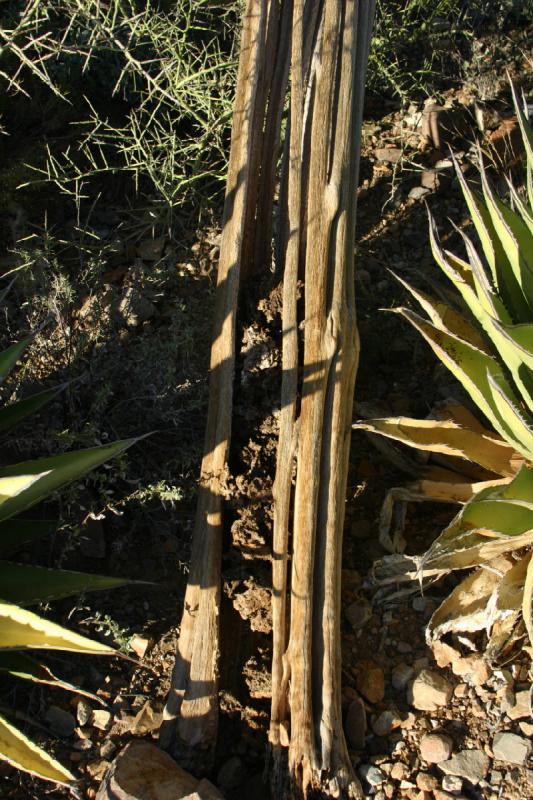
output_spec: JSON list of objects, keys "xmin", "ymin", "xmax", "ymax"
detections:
[{"xmin": 0, "ymin": 713, "xmax": 74, "ymax": 786}]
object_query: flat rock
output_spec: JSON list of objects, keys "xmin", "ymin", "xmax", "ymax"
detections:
[
  {"xmin": 356, "ymin": 660, "xmax": 385, "ymax": 704},
  {"xmin": 375, "ymin": 147, "xmax": 402, "ymax": 164},
  {"xmin": 411, "ymin": 669, "xmax": 453, "ymax": 711},
  {"xmin": 420, "ymin": 732, "xmax": 453, "ymax": 764},
  {"xmin": 45, "ymin": 705, "xmax": 76, "ymax": 737},
  {"xmin": 345, "ymin": 696, "xmax": 366, "ymax": 750},
  {"xmin": 438, "ymin": 749, "xmax": 489, "ymax": 785},
  {"xmin": 505, "ymin": 690, "xmax": 531, "ymax": 721},
  {"xmin": 95, "ymin": 741, "xmax": 223, "ymax": 800},
  {"xmin": 359, "ymin": 764, "xmax": 386, "ymax": 787},
  {"xmin": 493, "ymin": 732, "xmax": 531, "ymax": 765},
  {"xmin": 392, "ymin": 663, "xmax": 414, "ymax": 691}
]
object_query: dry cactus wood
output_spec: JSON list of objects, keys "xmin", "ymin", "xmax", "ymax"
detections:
[
  {"xmin": 160, "ymin": 0, "xmax": 290, "ymax": 769},
  {"xmin": 270, "ymin": 1, "xmax": 375, "ymax": 797},
  {"xmin": 161, "ymin": 1, "xmax": 375, "ymax": 795}
]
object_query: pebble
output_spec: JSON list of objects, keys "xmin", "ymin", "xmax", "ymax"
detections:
[
  {"xmin": 398, "ymin": 641, "xmax": 412, "ymax": 654},
  {"xmin": 375, "ymin": 147, "xmax": 402, "ymax": 164},
  {"xmin": 92, "ymin": 710, "xmax": 113, "ymax": 731},
  {"xmin": 504, "ymin": 689, "xmax": 531, "ymax": 720},
  {"xmin": 390, "ymin": 762, "xmax": 409, "ymax": 781},
  {"xmin": 77, "ymin": 700, "xmax": 93, "ymax": 726},
  {"xmin": 420, "ymin": 732, "xmax": 453, "ymax": 763},
  {"xmin": 359, "ymin": 764, "xmax": 386, "ymax": 787},
  {"xmin": 408, "ymin": 186, "xmax": 431, "ymax": 201},
  {"xmin": 416, "ymin": 773, "xmax": 438, "ymax": 791},
  {"xmin": 519, "ymin": 721, "xmax": 533, "ymax": 736},
  {"xmin": 438, "ymin": 749, "xmax": 490, "ymax": 785},
  {"xmin": 217, "ymin": 756, "xmax": 247, "ymax": 790},
  {"xmin": 412, "ymin": 596, "xmax": 427, "ymax": 612},
  {"xmin": 411, "ymin": 670, "xmax": 453, "ymax": 711},
  {"xmin": 442, "ymin": 774, "xmax": 463, "ymax": 793},
  {"xmin": 356, "ymin": 660, "xmax": 385, "ymax": 704},
  {"xmin": 45, "ymin": 706, "xmax": 76, "ymax": 737},
  {"xmin": 492, "ymin": 732, "xmax": 531, "ymax": 765},
  {"xmin": 392, "ymin": 663, "xmax": 414, "ymax": 691},
  {"xmin": 372, "ymin": 709, "xmax": 400, "ymax": 737},
  {"xmin": 345, "ymin": 696, "xmax": 366, "ymax": 749},
  {"xmin": 345, "ymin": 598, "xmax": 371, "ymax": 630}
]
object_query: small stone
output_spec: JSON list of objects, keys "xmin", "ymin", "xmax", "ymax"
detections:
[
  {"xmin": 375, "ymin": 147, "xmax": 402, "ymax": 164},
  {"xmin": 420, "ymin": 732, "xmax": 453, "ymax": 763},
  {"xmin": 398, "ymin": 641, "xmax": 412, "ymax": 654},
  {"xmin": 92, "ymin": 710, "xmax": 112, "ymax": 731},
  {"xmin": 359, "ymin": 764, "xmax": 386, "ymax": 787},
  {"xmin": 129, "ymin": 701, "xmax": 162, "ymax": 735},
  {"xmin": 118, "ymin": 287, "xmax": 155, "ymax": 327},
  {"xmin": 451, "ymin": 655, "xmax": 490, "ymax": 687},
  {"xmin": 356, "ymin": 660, "xmax": 385, "ymax": 704},
  {"xmin": 519, "ymin": 721, "xmax": 533, "ymax": 737},
  {"xmin": 136, "ymin": 237, "xmax": 165, "ymax": 261},
  {"xmin": 442, "ymin": 774, "xmax": 463, "ymax": 793},
  {"xmin": 372, "ymin": 709, "xmax": 400, "ymax": 737},
  {"xmin": 100, "ymin": 740, "xmax": 117, "ymax": 760},
  {"xmin": 421, "ymin": 170, "xmax": 440, "ymax": 191},
  {"xmin": 345, "ymin": 696, "xmax": 366, "ymax": 750},
  {"xmin": 88, "ymin": 759, "xmax": 111, "ymax": 781},
  {"xmin": 217, "ymin": 756, "xmax": 247, "ymax": 791},
  {"xmin": 416, "ymin": 773, "xmax": 438, "ymax": 791},
  {"xmin": 95, "ymin": 741, "xmax": 200, "ymax": 799},
  {"xmin": 492, "ymin": 732, "xmax": 531, "ymax": 765},
  {"xmin": 45, "ymin": 706, "xmax": 76, "ymax": 737},
  {"xmin": 130, "ymin": 634, "xmax": 154, "ymax": 659},
  {"xmin": 454, "ymin": 684, "xmax": 468, "ymax": 699},
  {"xmin": 505, "ymin": 690, "xmax": 531, "ymax": 720},
  {"xmin": 77, "ymin": 700, "xmax": 93, "ymax": 726},
  {"xmin": 408, "ymin": 186, "xmax": 431, "ymax": 201},
  {"xmin": 412, "ymin": 596, "xmax": 427, "ymax": 612},
  {"xmin": 392, "ymin": 663, "xmax": 414, "ymax": 691},
  {"xmin": 489, "ymin": 770, "xmax": 502, "ymax": 785},
  {"xmin": 432, "ymin": 641, "xmax": 461, "ymax": 669},
  {"xmin": 345, "ymin": 598, "xmax": 371, "ymax": 630},
  {"xmin": 412, "ymin": 670, "xmax": 453, "ymax": 711},
  {"xmin": 390, "ymin": 762, "xmax": 409, "ymax": 781},
  {"xmin": 439, "ymin": 749, "xmax": 490, "ymax": 785}
]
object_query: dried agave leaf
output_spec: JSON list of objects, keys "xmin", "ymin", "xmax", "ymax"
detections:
[
  {"xmin": 427, "ymin": 567, "xmax": 500, "ymax": 643},
  {"xmin": 353, "ymin": 416, "xmax": 517, "ymax": 477}
]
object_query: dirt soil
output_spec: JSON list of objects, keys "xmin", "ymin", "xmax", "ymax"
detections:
[{"xmin": 1, "ymin": 17, "xmax": 533, "ymax": 800}]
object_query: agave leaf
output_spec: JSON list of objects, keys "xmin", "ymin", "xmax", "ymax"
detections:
[
  {"xmin": 394, "ymin": 306, "xmax": 527, "ymax": 451},
  {"xmin": 487, "ymin": 373, "xmax": 533, "ymax": 461},
  {"xmin": 480, "ymin": 161, "xmax": 533, "ymax": 313},
  {"xmin": 0, "ymin": 712, "xmax": 73, "ymax": 785},
  {"xmin": 0, "ymin": 336, "xmax": 34, "ymax": 387},
  {"xmin": 353, "ymin": 416, "xmax": 517, "ymax": 476},
  {"xmin": 523, "ymin": 553, "xmax": 533, "ymax": 647},
  {"xmin": 427, "ymin": 566, "xmax": 500, "ymax": 643},
  {"xmin": 453, "ymin": 155, "xmax": 529, "ymax": 319},
  {"xmin": 0, "ymin": 437, "xmax": 141, "ymax": 522},
  {"xmin": 0, "ymin": 652, "xmax": 104, "ymax": 703},
  {"xmin": 0, "ymin": 385, "xmax": 66, "ymax": 433},
  {"xmin": 506, "ymin": 177, "xmax": 533, "ymax": 236},
  {"xmin": 0, "ymin": 519, "xmax": 57, "ymax": 557},
  {"xmin": 390, "ymin": 271, "xmax": 490, "ymax": 351},
  {"xmin": 0, "ymin": 602, "xmax": 116, "ymax": 654},
  {"xmin": 0, "ymin": 563, "xmax": 130, "ymax": 605},
  {"xmin": 511, "ymin": 82, "xmax": 533, "ymax": 203}
]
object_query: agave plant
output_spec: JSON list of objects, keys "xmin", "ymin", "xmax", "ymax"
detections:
[
  {"xmin": 0, "ymin": 295, "xmax": 141, "ymax": 786},
  {"xmin": 354, "ymin": 85, "xmax": 533, "ymax": 663}
]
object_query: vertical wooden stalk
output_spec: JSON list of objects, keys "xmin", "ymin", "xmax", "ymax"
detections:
[
  {"xmin": 270, "ymin": 1, "xmax": 375, "ymax": 797},
  {"xmin": 160, "ymin": 0, "xmax": 270, "ymax": 768}
]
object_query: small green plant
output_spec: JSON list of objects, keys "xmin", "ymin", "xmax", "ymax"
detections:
[
  {"xmin": 355, "ymin": 86, "xmax": 533, "ymax": 662},
  {"xmin": 0, "ymin": 285, "xmax": 142, "ymax": 786}
]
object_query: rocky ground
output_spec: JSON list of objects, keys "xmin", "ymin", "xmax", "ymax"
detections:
[{"xmin": 1, "ymin": 15, "xmax": 533, "ymax": 800}]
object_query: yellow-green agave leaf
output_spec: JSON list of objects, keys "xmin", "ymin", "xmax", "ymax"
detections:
[
  {"xmin": 523, "ymin": 552, "xmax": 533, "ymax": 647},
  {"xmin": 0, "ymin": 651, "xmax": 104, "ymax": 703},
  {"xmin": 0, "ymin": 562, "xmax": 130, "ymax": 605},
  {"xmin": 487, "ymin": 373, "xmax": 533, "ymax": 461},
  {"xmin": 510, "ymin": 81, "xmax": 533, "ymax": 208},
  {"xmin": 0, "ymin": 602, "xmax": 115, "ymax": 654},
  {"xmin": 0, "ymin": 336, "xmax": 34, "ymax": 387},
  {"xmin": 353, "ymin": 416, "xmax": 517, "ymax": 477},
  {"xmin": 394, "ymin": 306, "xmax": 530, "ymax": 454},
  {"xmin": 0, "ymin": 713, "xmax": 74, "ymax": 785}
]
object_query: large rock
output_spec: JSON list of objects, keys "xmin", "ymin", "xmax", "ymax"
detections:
[
  {"xmin": 438, "ymin": 749, "xmax": 489, "ymax": 785},
  {"xmin": 96, "ymin": 742, "xmax": 224, "ymax": 800},
  {"xmin": 411, "ymin": 669, "xmax": 453, "ymax": 711},
  {"xmin": 493, "ymin": 732, "xmax": 531, "ymax": 765}
]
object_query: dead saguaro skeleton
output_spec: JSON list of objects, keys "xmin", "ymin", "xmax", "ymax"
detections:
[{"xmin": 161, "ymin": 1, "xmax": 375, "ymax": 797}]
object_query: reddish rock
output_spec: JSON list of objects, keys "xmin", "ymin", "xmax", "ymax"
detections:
[
  {"xmin": 356, "ymin": 660, "xmax": 385, "ymax": 704},
  {"xmin": 411, "ymin": 669, "xmax": 453, "ymax": 711},
  {"xmin": 420, "ymin": 732, "xmax": 453, "ymax": 764}
]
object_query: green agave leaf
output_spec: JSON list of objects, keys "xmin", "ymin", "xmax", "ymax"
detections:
[
  {"xmin": 511, "ymin": 82, "xmax": 533, "ymax": 171},
  {"xmin": 390, "ymin": 271, "xmax": 490, "ymax": 352},
  {"xmin": 506, "ymin": 177, "xmax": 533, "ymax": 237},
  {"xmin": 0, "ymin": 385, "xmax": 66, "ymax": 434},
  {"xmin": 0, "ymin": 519, "xmax": 57, "ymax": 557},
  {"xmin": 0, "ymin": 436, "xmax": 143, "ymax": 522},
  {"xmin": 0, "ymin": 712, "xmax": 73, "ymax": 785},
  {"xmin": 453, "ymin": 155, "xmax": 530, "ymax": 321},
  {"xmin": 0, "ymin": 651, "xmax": 104, "ymax": 703},
  {"xmin": 487, "ymin": 373, "xmax": 533, "ymax": 461},
  {"xmin": 0, "ymin": 336, "xmax": 34, "ymax": 387},
  {"xmin": 498, "ymin": 463, "xmax": 533, "ymax": 501},
  {"xmin": 0, "ymin": 562, "xmax": 130, "ymax": 605},
  {"xmin": 394, "ymin": 306, "xmax": 527, "ymax": 452},
  {"xmin": 480, "ymin": 161, "xmax": 533, "ymax": 313},
  {"xmin": 0, "ymin": 601, "xmax": 116, "ymax": 654}
]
